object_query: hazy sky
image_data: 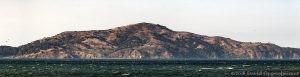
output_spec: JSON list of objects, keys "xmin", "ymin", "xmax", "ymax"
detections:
[{"xmin": 0, "ymin": 0, "xmax": 299, "ymax": 48}]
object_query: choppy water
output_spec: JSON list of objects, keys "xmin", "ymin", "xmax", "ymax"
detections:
[{"xmin": 0, "ymin": 59, "xmax": 300, "ymax": 77}]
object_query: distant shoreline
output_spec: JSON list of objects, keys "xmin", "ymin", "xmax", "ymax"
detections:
[{"xmin": 0, "ymin": 59, "xmax": 300, "ymax": 64}]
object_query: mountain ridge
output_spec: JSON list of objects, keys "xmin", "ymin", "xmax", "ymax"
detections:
[{"xmin": 0, "ymin": 22, "xmax": 299, "ymax": 59}]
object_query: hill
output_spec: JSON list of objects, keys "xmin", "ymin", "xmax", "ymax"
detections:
[{"xmin": 1, "ymin": 23, "xmax": 300, "ymax": 59}]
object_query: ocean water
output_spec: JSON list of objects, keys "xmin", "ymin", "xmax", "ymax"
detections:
[{"xmin": 0, "ymin": 59, "xmax": 299, "ymax": 77}]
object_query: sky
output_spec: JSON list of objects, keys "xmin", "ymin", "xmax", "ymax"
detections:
[{"xmin": 0, "ymin": 0, "xmax": 299, "ymax": 48}]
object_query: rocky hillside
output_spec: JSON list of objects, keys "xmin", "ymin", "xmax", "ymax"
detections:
[{"xmin": 1, "ymin": 23, "xmax": 300, "ymax": 59}]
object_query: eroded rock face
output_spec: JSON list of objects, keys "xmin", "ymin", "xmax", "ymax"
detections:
[
  {"xmin": 0, "ymin": 46, "xmax": 19, "ymax": 57},
  {"xmin": 5, "ymin": 22, "xmax": 300, "ymax": 59}
]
